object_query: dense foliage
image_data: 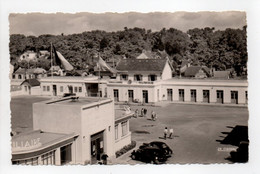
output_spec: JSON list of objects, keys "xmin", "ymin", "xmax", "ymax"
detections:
[{"xmin": 9, "ymin": 26, "xmax": 247, "ymax": 76}]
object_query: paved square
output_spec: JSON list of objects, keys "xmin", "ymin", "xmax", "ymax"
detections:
[{"xmin": 10, "ymin": 96, "xmax": 248, "ymax": 164}]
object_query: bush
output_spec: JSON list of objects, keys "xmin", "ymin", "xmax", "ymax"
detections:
[{"xmin": 116, "ymin": 141, "xmax": 136, "ymax": 158}]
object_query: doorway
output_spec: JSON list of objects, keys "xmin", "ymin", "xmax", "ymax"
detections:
[
  {"xmin": 91, "ymin": 131, "xmax": 104, "ymax": 164},
  {"xmin": 53, "ymin": 85, "xmax": 57, "ymax": 96},
  {"xmin": 128, "ymin": 90, "xmax": 134, "ymax": 102},
  {"xmin": 231, "ymin": 91, "xmax": 238, "ymax": 104},
  {"xmin": 216, "ymin": 90, "xmax": 224, "ymax": 104},
  {"xmin": 142, "ymin": 90, "xmax": 148, "ymax": 103},
  {"xmin": 203, "ymin": 90, "xmax": 210, "ymax": 103},
  {"xmin": 167, "ymin": 89, "xmax": 173, "ymax": 101}
]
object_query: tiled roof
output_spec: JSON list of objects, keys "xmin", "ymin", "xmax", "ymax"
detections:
[
  {"xmin": 184, "ymin": 66, "xmax": 211, "ymax": 77},
  {"xmin": 214, "ymin": 71, "xmax": 230, "ymax": 78},
  {"xmin": 20, "ymin": 79, "xmax": 40, "ymax": 87},
  {"xmin": 14, "ymin": 68, "xmax": 35, "ymax": 74},
  {"xmin": 116, "ymin": 59, "xmax": 167, "ymax": 72}
]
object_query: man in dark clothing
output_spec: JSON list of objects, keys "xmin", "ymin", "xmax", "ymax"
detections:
[{"xmin": 101, "ymin": 154, "xmax": 108, "ymax": 165}]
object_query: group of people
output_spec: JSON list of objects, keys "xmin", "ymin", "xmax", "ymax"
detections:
[
  {"xmin": 164, "ymin": 127, "xmax": 174, "ymax": 139},
  {"xmin": 134, "ymin": 108, "xmax": 157, "ymax": 121}
]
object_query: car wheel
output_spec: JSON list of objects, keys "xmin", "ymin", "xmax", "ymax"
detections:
[{"xmin": 131, "ymin": 154, "xmax": 136, "ymax": 160}]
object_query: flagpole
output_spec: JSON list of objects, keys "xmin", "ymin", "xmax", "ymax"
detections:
[
  {"xmin": 51, "ymin": 42, "xmax": 54, "ymax": 99},
  {"xmin": 98, "ymin": 53, "xmax": 101, "ymax": 101}
]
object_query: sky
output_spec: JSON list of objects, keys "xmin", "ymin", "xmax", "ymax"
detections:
[{"xmin": 9, "ymin": 11, "xmax": 246, "ymax": 36}]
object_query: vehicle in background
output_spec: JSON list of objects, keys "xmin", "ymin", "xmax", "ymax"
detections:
[
  {"xmin": 131, "ymin": 146, "xmax": 168, "ymax": 164},
  {"xmin": 139, "ymin": 141, "xmax": 173, "ymax": 157}
]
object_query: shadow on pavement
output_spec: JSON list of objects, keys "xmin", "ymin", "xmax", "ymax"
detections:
[{"xmin": 216, "ymin": 125, "xmax": 249, "ymax": 163}]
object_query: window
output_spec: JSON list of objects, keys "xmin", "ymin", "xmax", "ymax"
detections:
[
  {"xmin": 74, "ymin": 87, "xmax": 78, "ymax": 93},
  {"xmin": 43, "ymin": 86, "xmax": 46, "ymax": 91},
  {"xmin": 79, "ymin": 87, "xmax": 82, "ymax": 93},
  {"xmin": 121, "ymin": 121, "xmax": 128, "ymax": 136},
  {"xmin": 60, "ymin": 144, "xmax": 72, "ymax": 165},
  {"xmin": 120, "ymin": 74, "xmax": 128, "ymax": 81},
  {"xmin": 134, "ymin": 74, "xmax": 142, "ymax": 81},
  {"xmin": 18, "ymin": 74, "xmax": 22, "ymax": 79},
  {"xmin": 148, "ymin": 75, "xmax": 157, "ymax": 81},
  {"xmin": 24, "ymin": 86, "xmax": 27, "ymax": 91},
  {"xmin": 12, "ymin": 157, "xmax": 38, "ymax": 165},
  {"xmin": 47, "ymin": 86, "xmax": 50, "ymax": 91},
  {"xmin": 60, "ymin": 86, "xmax": 63, "ymax": 92},
  {"xmin": 42, "ymin": 151, "xmax": 55, "ymax": 165},
  {"xmin": 245, "ymin": 91, "xmax": 248, "ymax": 103},
  {"xmin": 115, "ymin": 124, "xmax": 119, "ymax": 140},
  {"xmin": 12, "ymin": 74, "xmax": 16, "ymax": 79}
]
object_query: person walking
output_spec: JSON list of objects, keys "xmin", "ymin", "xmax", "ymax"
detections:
[
  {"xmin": 151, "ymin": 110, "xmax": 156, "ymax": 121},
  {"xmin": 141, "ymin": 108, "xmax": 144, "ymax": 117},
  {"xmin": 144, "ymin": 108, "xmax": 147, "ymax": 117},
  {"xmin": 169, "ymin": 128, "xmax": 174, "ymax": 139},
  {"xmin": 164, "ymin": 127, "xmax": 168, "ymax": 139},
  {"xmin": 134, "ymin": 109, "xmax": 139, "ymax": 118}
]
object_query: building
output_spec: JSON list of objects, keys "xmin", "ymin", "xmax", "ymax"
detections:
[
  {"xmin": 184, "ymin": 66, "xmax": 211, "ymax": 78},
  {"xmin": 161, "ymin": 79, "xmax": 248, "ymax": 105},
  {"xmin": 107, "ymin": 58, "xmax": 173, "ymax": 103},
  {"xmin": 19, "ymin": 51, "xmax": 38, "ymax": 62},
  {"xmin": 39, "ymin": 76, "xmax": 107, "ymax": 97},
  {"xmin": 20, "ymin": 79, "xmax": 41, "ymax": 95},
  {"xmin": 12, "ymin": 97, "xmax": 133, "ymax": 165}
]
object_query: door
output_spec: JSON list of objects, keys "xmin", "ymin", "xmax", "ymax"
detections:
[
  {"xmin": 216, "ymin": 90, "xmax": 224, "ymax": 103},
  {"xmin": 190, "ymin": 89, "xmax": 196, "ymax": 102},
  {"xmin": 113, "ymin": 89, "xmax": 119, "ymax": 102},
  {"xmin": 179, "ymin": 89, "xmax": 184, "ymax": 102},
  {"xmin": 142, "ymin": 90, "xmax": 148, "ymax": 103},
  {"xmin": 53, "ymin": 85, "xmax": 57, "ymax": 96},
  {"xmin": 128, "ymin": 90, "xmax": 134, "ymax": 102},
  {"xmin": 203, "ymin": 90, "xmax": 210, "ymax": 103},
  {"xmin": 231, "ymin": 91, "xmax": 238, "ymax": 104},
  {"xmin": 68, "ymin": 85, "xmax": 73, "ymax": 94},
  {"xmin": 28, "ymin": 86, "xmax": 31, "ymax": 95},
  {"xmin": 91, "ymin": 131, "xmax": 104, "ymax": 164},
  {"xmin": 167, "ymin": 89, "xmax": 173, "ymax": 101}
]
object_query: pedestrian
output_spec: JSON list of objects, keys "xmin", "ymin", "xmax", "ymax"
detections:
[
  {"xmin": 169, "ymin": 128, "xmax": 173, "ymax": 139},
  {"xmin": 101, "ymin": 154, "xmax": 108, "ymax": 165},
  {"xmin": 141, "ymin": 108, "xmax": 144, "ymax": 117},
  {"xmin": 151, "ymin": 110, "xmax": 155, "ymax": 121},
  {"xmin": 134, "ymin": 109, "xmax": 139, "ymax": 118},
  {"xmin": 144, "ymin": 108, "xmax": 147, "ymax": 117},
  {"xmin": 164, "ymin": 127, "xmax": 168, "ymax": 139}
]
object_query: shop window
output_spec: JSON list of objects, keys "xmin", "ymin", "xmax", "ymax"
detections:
[
  {"xmin": 47, "ymin": 86, "xmax": 50, "ymax": 91},
  {"xmin": 12, "ymin": 157, "xmax": 38, "ymax": 165},
  {"xmin": 120, "ymin": 74, "xmax": 128, "ymax": 81},
  {"xmin": 121, "ymin": 121, "xmax": 128, "ymax": 136},
  {"xmin": 42, "ymin": 151, "xmax": 55, "ymax": 165},
  {"xmin": 60, "ymin": 86, "xmax": 63, "ymax": 92},
  {"xmin": 134, "ymin": 74, "xmax": 142, "ymax": 81},
  {"xmin": 60, "ymin": 144, "xmax": 72, "ymax": 165},
  {"xmin": 79, "ymin": 87, "xmax": 82, "ymax": 93},
  {"xmin": 115, "ymin": 124, "xmax": 119, "ymax": 140}
]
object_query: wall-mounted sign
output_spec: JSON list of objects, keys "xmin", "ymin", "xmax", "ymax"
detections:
[{"xmin": 12, "ymin": 138, "xmax": 42, "ymax": 152}]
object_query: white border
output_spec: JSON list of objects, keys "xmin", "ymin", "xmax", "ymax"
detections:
[{"xmin": 1, "ymin": 0, "xmax": 260, "ymax": 174}]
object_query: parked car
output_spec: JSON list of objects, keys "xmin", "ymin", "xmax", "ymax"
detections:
[
  {"xmin": 230, "ymin": 141, "xmax": 249, "ymax": 162},
  {"xmin": 139, "ymin": 141, "xmax": 173, "ymax": 157},
  {"xmin": 131, "ymin": 146, "xmax": 167, "ymax": 164}
]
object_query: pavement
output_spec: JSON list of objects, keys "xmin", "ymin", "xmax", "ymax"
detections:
[{"xmin": 114, "ymin": 103, "xmax": 248, "ymax": 164}]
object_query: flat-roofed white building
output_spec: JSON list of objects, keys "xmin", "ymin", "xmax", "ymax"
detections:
[{"xmin": 12, "ymin": 97, "xmax": 133, "ymax": 165}]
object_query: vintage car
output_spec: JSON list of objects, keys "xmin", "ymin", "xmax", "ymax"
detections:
[
  {"xmin": 131, "ymin": 146, "xmax": 168, "ymax": 164},
  {"xmin": 139, "ymin": 141, "xmax": 173, "ymax": 157}
]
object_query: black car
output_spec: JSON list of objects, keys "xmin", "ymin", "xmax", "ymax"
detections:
[
  {"xmin": 139, "ymin": 141, "xmax": 173, "ymax": 158},
  {"xmin": 131, "ymin": 146, "xmax": 167, "ymax": 164}
]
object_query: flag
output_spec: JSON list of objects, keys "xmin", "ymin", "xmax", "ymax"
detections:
[
  {"xmin": 52, "ymin": 45, "xmax": 74, "ymax": 71},
  {"xmin": 97, "ymin": 56, "xmax": 117, "ymax": 74}
]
